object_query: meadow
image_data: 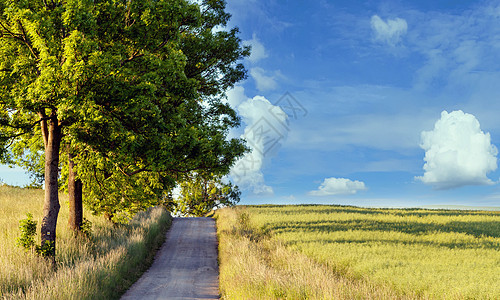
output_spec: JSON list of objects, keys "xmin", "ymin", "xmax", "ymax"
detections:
[
  {"xmin": 216, "ymin": 205, "xmax": 500, "ymax": 299},
  {"xmin": 0, "ymin": 185, "xmax": 172, "ymax": 299}
]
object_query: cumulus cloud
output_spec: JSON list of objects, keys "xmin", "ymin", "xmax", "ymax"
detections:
[
  {"xmin": 250, "ymin": 67, "xmax": 278, "ymax": 91},
  {"xmin": 243, "ymin": 34, "xmax": 268, "ymax": 63},
  {"xmin": 230, "ymin": 150, "xmax": 274, "ymax": 195},
  {"xmin": 228, "ymin": 89, "xmax": 288, "ymax": 195},
  {"xmin": 309, "ymin": 177, "xmax": 367, "ymax": 196},
  {"xmin": 416, "ymin": 110, "xmax": 498, "ymax": 189},
  {"xmin": 371, "ymin": 15, "xmax": 407, "ymax": 46},
  {"xmin": 225, "ymin": 85, "xmax": 247, "ymax": 108}
]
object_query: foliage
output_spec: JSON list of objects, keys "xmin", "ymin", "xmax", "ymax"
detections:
[
  {"xmin": 9, "ymin": 131, "xmax": 45, "ymax": 187},
  {"xmin": 0, "ymin": 0, "xmax": 249, "ymax": 254},
  {"xmin": 0, "ymin": 186, "xmax": 172, "ymax": 299},
  {"xmin": 17, "ymin": 211, "xmax": 87, "ymax": 261},
  {"xmin": 80, "ymin": 218, "xmax": 92, "ymax": 238},
  {"xmin": 17, "ymin": 213, "xmax": 38, "ymax": 252},
  {"xmin": 233, "ymin": 205, "xmax": 500, "ymax": 299},
  {"xmin": 68, "ymin": 0, "xmax": 250, "ymax": 220},
  {"xmin": 17, "ymin": 213, "xmax": 56, "ymax": 257},
  {"xmin": 36, "ymin": 241, "xmax": 56, "ymax": 258},
  {"xmin": 174, "ymin": 174, "xmax": 241, "ymax": 216}
]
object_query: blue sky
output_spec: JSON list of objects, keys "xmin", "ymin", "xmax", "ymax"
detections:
[
  {"xmin": 224, "ymin": 0, "xmax": 500, "ymax": 207},
  {"xmin": 2, "ymin": 0, "xmax": 500, "ymax": 208}
]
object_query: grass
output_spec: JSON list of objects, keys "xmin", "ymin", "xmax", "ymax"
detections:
[
  {"xmin": 216, "ymin": 205, "xmax": 500, "ymax": 299},
  {"xmin": 0, "ymin": 185, "xmax": 172, "ymax": 299},
  {"xmin": 216, "ymin": 207, "xmax": 412, "ymax": 299}
]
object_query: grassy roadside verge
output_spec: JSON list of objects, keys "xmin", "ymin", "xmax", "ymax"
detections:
[
  {"xmin": 215, "ymin": 207, "xmax": 411, "ymax": 299},
  {"xmin": 0, "ymin": 185, "xmax": 172, "ymax": 299}
]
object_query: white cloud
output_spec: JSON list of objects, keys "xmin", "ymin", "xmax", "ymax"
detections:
[
  {"xmin": 229, "ymin": 91, "xmax": 288, "ymax": 195},
  {"xmin": 404, "ymin": 5, "xmax": 500, "ymax": 92},
  {"xmin": 416, "ymin": 110, "xmax": 498, "ymax": 189},
  {"xmin": 309, "ymin": 177, "xmax": 367, "ymax": 196},
  {"xmin": 250, "ymin": 67, "xmax": 278, "ymax": 91},
  {"xmin": 371, "ymin": 15, "xmax": 407, "ymax": 46},
  {"xmin": 243, "ymin": 34, "xmax": 268, "ymax": 63},
  {"xmin": 225, "ymin": 85, "xmax": 247, "ymax": 108},
  {"xmin": 230, "ymin": 150, "xmax": 273, "ymax": 195}
]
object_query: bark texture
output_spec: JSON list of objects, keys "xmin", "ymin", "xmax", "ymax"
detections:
[
  {"xmin": 68, "ymin": 152, "xmax": 83, "ymax": 231},
  {"xmin": 40, "ymin": 111, "xmax": 62, "ymax": 259}
]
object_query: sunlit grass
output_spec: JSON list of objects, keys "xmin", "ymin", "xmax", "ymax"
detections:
[
  {"xmin": 215, "ymin": 207, "xmax": 414, "ymax": 299},
  {"xmin": 0, "ymin": 185, "xmax": 172, "ymax": 299},
  {"xmin": 234, "ymin": 205, "xmax": 500, "ymax": 299}
]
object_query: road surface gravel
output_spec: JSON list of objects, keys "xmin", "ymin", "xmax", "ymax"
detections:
[{"xmin": 121, "ymin": 217, "xmax": 220, "ymax": 300}]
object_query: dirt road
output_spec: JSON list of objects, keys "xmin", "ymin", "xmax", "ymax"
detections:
[{"xmin": 121, "ymin": 217, "xmax": 219, "ymax": 300}]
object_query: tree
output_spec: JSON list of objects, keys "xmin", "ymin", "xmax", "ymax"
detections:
[
  {"xmin": 0, "ymin": 0, "xmax": 248, "ymax": 257},
  {"xmin": 0, "ymin": 0, "xmax": 69, "ymax": 257},
  {"xmin": 63, "ymin": 0, "xmax": 249, "ymax": 223},
  {"xmin": 174, "ymin": 173, "xmax": 241, "ymax": 217}
]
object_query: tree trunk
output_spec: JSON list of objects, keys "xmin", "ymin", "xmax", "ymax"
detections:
[
  {"xmin": 68, "ymin": 151, "xmax": 83, "ymax": 232},
  {"xmin": 40, "ymin": 110, "xmax": 62, "ymax": 262}
]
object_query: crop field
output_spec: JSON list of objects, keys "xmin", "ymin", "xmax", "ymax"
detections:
[
  {"xmin": 216, "ymin": 205, "xmax": 500, "ymax": 299},
  {"xmin": 0, "ymin": 185, "xmax": 171, "ymax": 299}
]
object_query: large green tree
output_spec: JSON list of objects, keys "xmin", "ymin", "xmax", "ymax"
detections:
[
  {"xmin": 64, "ymin": 0, "xmax": 248, "ymax": 224},
  {"xmin": 0, "ymin": 0, "xmax": 248, "ymax": 257}
]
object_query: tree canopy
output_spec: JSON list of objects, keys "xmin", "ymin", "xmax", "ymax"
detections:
[{"xmin": 0, "ymin": 0, "xmax": 249, "ymax": 257}]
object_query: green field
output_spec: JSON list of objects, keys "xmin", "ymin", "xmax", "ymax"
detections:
[{"xmin": 216, "ymin": 205, "xmax": 500, "ymax": 299}]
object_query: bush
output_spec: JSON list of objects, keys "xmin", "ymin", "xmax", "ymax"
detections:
[{"xmin": 17, "ymin": 213, "xmax": 37, "ymax": 252}]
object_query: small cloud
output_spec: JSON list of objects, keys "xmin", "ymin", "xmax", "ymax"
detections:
[
  {"xmin": 250, "ymin": 67, "xmax": 278, "ymax": 91},
  {"xmin": 243, "ymin": 34, "xmax": 268, "ymax": 63},
  {"xmin": 416, "ymin": 110, "xmax": 498, "ymax": 189},
  {"xmin": 371, "ymin": 15, "xmax": 407, "ymax": 46},
  {"xmin": 309, "ymin": 177, "xmax": 367, "ymax": 196}
]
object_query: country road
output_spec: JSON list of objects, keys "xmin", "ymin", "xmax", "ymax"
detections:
[{"xmin": 121, "ymin": 217, "xmax": 220, "ymax": 300}]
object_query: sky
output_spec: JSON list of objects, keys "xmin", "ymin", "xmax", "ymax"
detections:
[
  {"xmin": 2, "ymin": 0, "xmax": 500, "ymax": 208},
  {"xmin": 223, "ymin": 0, "xmax": 500, "ymax": 208}
]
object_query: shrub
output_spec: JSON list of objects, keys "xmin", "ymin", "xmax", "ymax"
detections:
[{"xmin": 17, "ymin": 213, "xmax": 37, "ymax": 252}]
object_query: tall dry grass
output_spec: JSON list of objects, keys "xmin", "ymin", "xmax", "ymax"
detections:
[
  {"xmin": 215, "ymin": 207, "xmax": 416, "ymax": 299},
  {"xmin": 216, "ymin": 205, "xmax": 499, "ymax": 299},
  {"xmin": 0, "ymin": 185, "xmax": 172, "ymax": 299},
  {"xmin": 249, "ymin": 205, "xmax": 500, "ymax": 299}
]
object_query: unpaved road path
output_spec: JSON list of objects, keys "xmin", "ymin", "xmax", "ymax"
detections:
[{"xmin": 121, "ymin": 217, "xmax": 219, "ymax": 300}]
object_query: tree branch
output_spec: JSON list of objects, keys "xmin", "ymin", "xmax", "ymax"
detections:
[
  {"xmin": 117, "ymin": 165, "xmax": 151, "ymax": 177},
  {"xmin": 120, "ymin": 31, "xmax": 175, "ymax": 66},
  {"xmin": 16, "ymin": 20, "xmax": 39, "ymax": 60},
  {"xmin": 0, "ymin": 21, "xmax": 19, "ymax": 38},
  {"xmin": 93, "ymin": 165, "xmax": 108, "ymax": 200},
  {"xmin": 0, "ymin": 113, "xmax": 52, "ymax": 152},
  {"xmin": 121, "ymin": 50, "xmax": 143, "ymax": 66},
  {"xmin": 0, "ymin": 130, "xmax": 31, "ymax": 142},
  {"xmin": 0, "ymin": 114, "xmax": 51, "ymax": 130},
  {"xmin": 38, "ymin": 110, "xmax": 49, "ymax": 149}
]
